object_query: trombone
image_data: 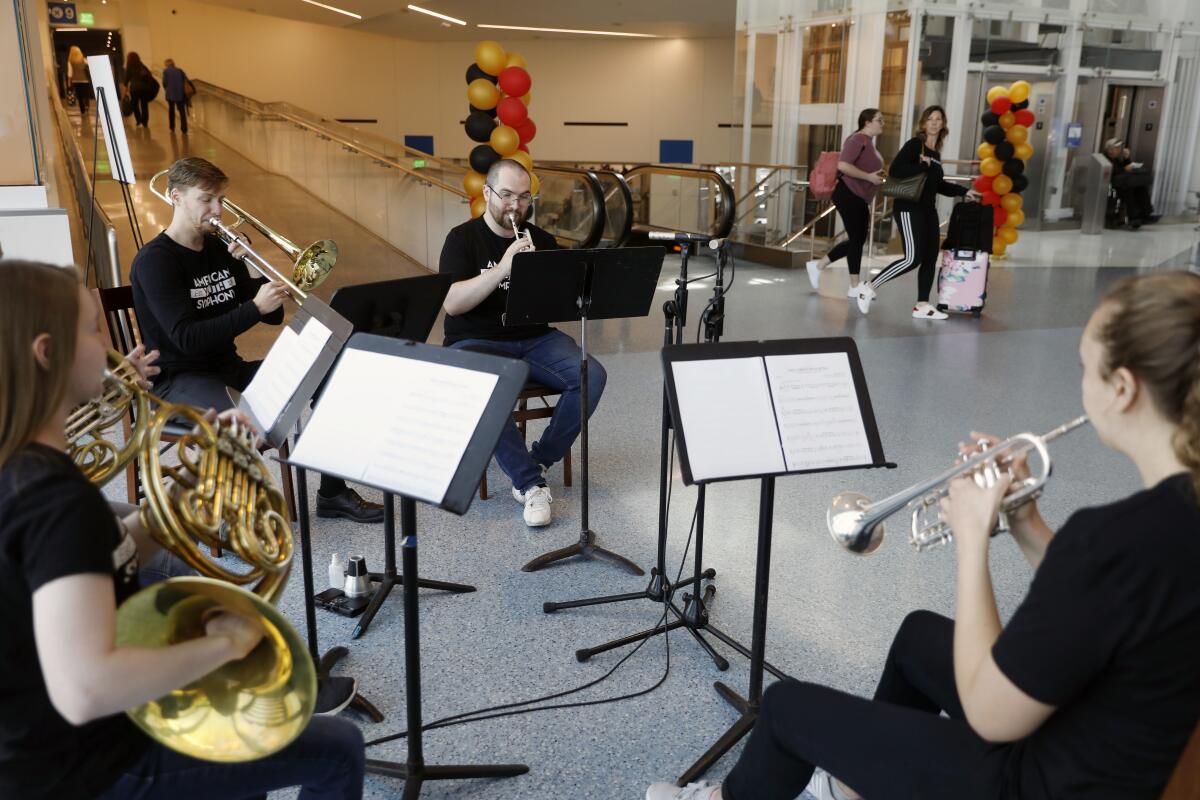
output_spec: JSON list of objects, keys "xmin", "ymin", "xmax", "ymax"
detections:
[
  {"xmin": 148, "ymin": 169, "xmax": 337, "ymax": 301},
  {"xmin": 827, "ymin": 416, "xmax": 1089, "ymax": 554}
]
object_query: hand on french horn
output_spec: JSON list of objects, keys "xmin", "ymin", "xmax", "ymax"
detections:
[
  {"xmin": 203, "ymin": 607, "xmax": 266, "ymax": 662},
  {"xmin": 125, "ymin": 343, "xmax": 160, "ymax": 389},
  {"xmin": 939, "ymin": 470, "xmax": 1012, "ymax": 556}
]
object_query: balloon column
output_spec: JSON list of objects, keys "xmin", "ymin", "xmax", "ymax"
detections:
[
  {"xmin": 462, "ymin": 41, "xmax": 538, "ymax": 219},
  {"xmin": 972, "ymin": 80, "xmax": 1035, "ymax": 257}
]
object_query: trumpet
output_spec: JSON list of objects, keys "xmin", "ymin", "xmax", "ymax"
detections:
[
  {"xmin": 148, "ymin": 169, "xmax": 336, "ymax": 301},
  {"xmin": 508, "ymin": 211, "xmax": 531, "ymax": 243},
  {"xmin": 827, "ymin": 415, "xmax": 1089, "ymax": 554},
  {"xmin": 67, "ymin": 351, "xmax": 315, "ymax": 761}
]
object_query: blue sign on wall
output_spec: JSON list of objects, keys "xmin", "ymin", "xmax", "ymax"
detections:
[
  {"xmin": 1065, "ymin": 123, "xmax": 1083, "ymax": 149},
  {"xmin": 405, "ymin": 135, "xmax": 434, "ymax": 156},
  {"xmin": 659, "ymin": 139, "xmax": 694, "ymax": 164},
  {"xmin": 48, "ymin": 2, "xmax": 78, "ymax": 24}
]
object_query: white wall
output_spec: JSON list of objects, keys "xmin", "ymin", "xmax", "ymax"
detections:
[{"xmin": 135, "ymin": 0, "xmax": 734, "ymax": 165}]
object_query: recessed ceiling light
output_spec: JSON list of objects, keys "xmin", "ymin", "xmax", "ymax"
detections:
[
  {"xmin": 299, "ymin": 0, "xmax": 361, "ymax": 20},
  {"xmin": 477, "ymin": 23, "xmax": 656, "ymax": 38},
  {"xmin": 407, "ymin": 4, "xmax": 466, "ymax": 25}
]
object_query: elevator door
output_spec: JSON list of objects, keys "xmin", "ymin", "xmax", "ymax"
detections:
[{"xmin": 1099, "ymin": 84, "xmax": 1164, "ymax": 170}]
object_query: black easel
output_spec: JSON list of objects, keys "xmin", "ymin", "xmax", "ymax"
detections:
[
  {"xmin": 84, "ymin": 86, "xmax": 142, "ymax": 287},
  {"xmin": 502, "ymin": 247, "xmax": 664, "ymax": 575}
]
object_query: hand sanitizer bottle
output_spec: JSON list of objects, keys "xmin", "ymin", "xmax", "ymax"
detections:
[{"xmin": 328, "ymin": 552, "xmax": 344, "ymax": 590}]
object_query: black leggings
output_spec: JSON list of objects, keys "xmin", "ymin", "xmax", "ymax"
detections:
[
  {"xmin": 870, "ymin": 207, "xmax": 940, "ymax": 303},
  {"xmin": 827, "ymin": 181, "xmax": 871, "ymax": 277},
  {"xmin": 723, "ymin": 611, "xmax": 1011, "ymax": 800}
]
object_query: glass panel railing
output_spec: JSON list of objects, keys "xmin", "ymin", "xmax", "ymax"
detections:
[{"xmin": 623, "ymin": 166, "xmax": 735, "ymax": 241}]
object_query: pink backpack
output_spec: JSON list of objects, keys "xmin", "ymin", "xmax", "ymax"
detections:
[{"xmin": 809, "ymin": 151, "xmax": 841, "ymax": 200}]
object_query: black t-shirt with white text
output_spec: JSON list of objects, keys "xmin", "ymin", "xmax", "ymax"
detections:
[
  {"xmin": 438, "ymin": 216, "xmax": 560, "ymax": 345},
  {"xmin": 993, "ymin": 474, "xmax": 1200, "ymax": 799},
  {"xmin": 131, "ymin": 231, "xmax": 283, "ymax": 381},
  {"xmin": 0, "ymin": 445, "xmax": 147, "ymax": 799}
]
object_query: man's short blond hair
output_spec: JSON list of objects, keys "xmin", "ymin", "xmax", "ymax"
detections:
[{"xmin": 166, "ymin": 157, "xmax": 227, "ymax": 195}]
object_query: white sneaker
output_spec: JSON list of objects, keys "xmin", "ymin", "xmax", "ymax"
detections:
[
  {"xmin": 805, "ymin": 259, "xmax": 822, "ymax": 290},
  {"xmin": 847, "ymin": 284, "xmax": 861, "ymax": 298},
  {"xmin": 912, "ymin": 302, "xmax": 948, "ymax": 320},
  {"xmin": 856, "ymin": 284, "xmax": 876, "ymax": 314},
  {"xmin": 646, "ymin": 780, "xmax": 722, "ymax": 800},
  {"xmin": 512, "ymin": 484, "xmax": 552, "ymax": 527}
]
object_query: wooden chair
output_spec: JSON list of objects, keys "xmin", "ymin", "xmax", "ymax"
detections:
[
  {"xmin": 1162, "ymin": 719, "xmax": 1200, "ymax": 800},
  {"xmin": 479, "ymin": 381, "xmax": 574, "ymax": 500},
  {"xmin": 95, "ymin": 286, "xmax": 299, "ymax": 556}
]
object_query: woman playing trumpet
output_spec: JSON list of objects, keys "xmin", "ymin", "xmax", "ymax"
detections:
[
  {"xmin": 649, "ymin": 270, "xmax": 1200, "ymax": 799},
  {"xmin": 0, "ymin": 260, "xmax": 363, "ymax": 799}
]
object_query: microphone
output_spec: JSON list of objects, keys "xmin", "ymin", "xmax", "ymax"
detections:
[
  {"xmin": 707, "ymin": 237, "xmax": 729, "ymax": 250},
  {"xmin": 647, "ymin": 230, "xmax": 712, "ymax": 243}
]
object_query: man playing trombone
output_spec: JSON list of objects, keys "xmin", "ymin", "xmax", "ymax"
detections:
[{"xmin": 131, "ymin": 157, "xmax": 382, "ymax": 524}]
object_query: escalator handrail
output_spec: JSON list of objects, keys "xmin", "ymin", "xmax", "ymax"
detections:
[
  {"xmin": 624, "ymin": 165, "xmax": 736, "ymax": 239},
  {"xmin": 594, "ymin": 169, "xmax": 634, "ymax": 247}
]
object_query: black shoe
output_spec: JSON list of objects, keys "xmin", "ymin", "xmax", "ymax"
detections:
[
  {"xmin": 1145, "ymin": 214, "xmax": 1161, "ymax": 224},
  {"xmin": 314, "ymin": 675, "xmax": 357, "ymax": 715},
  {"xmin": 316, "ymin": 488, "xmax": 384, "ymax": 523},
  {"xmin": 1130, "ymin": 220, "xmax": 1143, "ymax": 230}
]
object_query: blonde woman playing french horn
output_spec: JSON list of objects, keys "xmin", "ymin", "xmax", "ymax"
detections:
[
  {"xmin": 0, "ymin": 261, "xmax": 363, "ymax": 800},
  {"xmin": 650, "ymin": 270, "xmax": 1200, "ymax": 800}
]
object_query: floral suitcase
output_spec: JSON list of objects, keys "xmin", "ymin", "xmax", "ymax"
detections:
[{"xmin": 936, "ymin": 248, "xmax": 989, "ymax": 318}]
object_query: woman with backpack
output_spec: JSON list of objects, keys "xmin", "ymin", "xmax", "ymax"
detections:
[
  {"xmin": 807, "ymin": 109, "xmax": 885, "ymax": 297},
  {"xmin": 856, "ymin": 105, "xmax": 979, "ymax": 319},
  {"xmin": 123, "ymin": 52, "xmax": 157, "ymax": 128}
]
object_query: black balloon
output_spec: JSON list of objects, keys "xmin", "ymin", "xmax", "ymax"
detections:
[
  {"xmin": 1002, "ymin": 158, "xmax": 1025, "ymax": 178},
  {"xmin": 983, "ymin": 125, "xmax": 1006, "ymax": 145},
  {"xmin": 994, "ymin": 141, "xmax": 1015, "ymax": 161},
  {"xmin": 981, "ymin": 111, "xmax": 999, "ymax": 127},
  {"xmin": 1011, "ymin": 99, "xmax": 1030, "ymax": 111},
  {"xmin": 1011, "ymin": 174, "xmax": 1029, "ymax": 193},
  {"xmin": 466, "ymin": 63, "xmax": 497, "ymax": 84},
  {"xmin": 470, "ymin": 144, "xmax": 500, "ymax": 174},
  {"xmin": 470, "ymin": 103, "xmax": 497, "ymax": 119},
  {"xmin": 465, "ymin": 111, "xmax": 495, "ymax": 143}
]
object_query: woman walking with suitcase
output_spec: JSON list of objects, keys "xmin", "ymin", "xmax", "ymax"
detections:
[{"xmin": 856, "ymin": 106, "xmax": 978, "ymax": 319}]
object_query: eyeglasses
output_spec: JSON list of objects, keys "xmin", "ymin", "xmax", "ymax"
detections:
[{"xmin": 486, "ymin": 185, "xmax": 534, "ymax": 205}]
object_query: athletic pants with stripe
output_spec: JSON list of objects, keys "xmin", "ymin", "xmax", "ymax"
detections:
[{"xmin": 870, "ymin": 207, "xmax": 940, "ymax": 303}]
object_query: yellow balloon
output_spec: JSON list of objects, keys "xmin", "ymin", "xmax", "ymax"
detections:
[
  {"xmin": 470, "ymin": 195, "xmax": 488, "ymax": 218},
  {"xmin": 998, "ymin": 226, "xmax": 1019, "ymax": 245},
  {"xmin": 505, "ymin": 52, "xmax": 527, "ymax": 70},
  {"xmin": 529, "ymin": 172, "xmax": 540, "ymax": 197},
  {"xmin": 490, "ymin": 125, "xmax": 520, "ymax": 157},
  {"xmin": 463, "ymin": 170, "xmax": 486, "ymax": 197},
  {"xmin": 998, "ymin": 111, "xmax": 1015, "ymax": 130},
  {"xmin": 980, "ymin": 158, "xmax": 1002, "ymax": 177},
  {"xmin": 1007, "ymin": 209, "xmax": 1025, "ymax": 227},
  {"xmin": 992, "ymin": 174, "xmax": 1013, "ymax": 195},
  {"xmin": 475, "ymin": 40, "xmax": 508, "ymax": 76},
  {"xmin": 508, "ymin": 149, "xmax": 533, "ymax": 174},
  {"xmin": 992, "ymin": 236, "xmax": 1007, "ymax": 256},
  {"xmin": 1015, "ymin": 142, "xmax": 1034, "ymax": 161},
  {"xmin": 1000, "ymin": 193, "xmax": 1023, "ymax": 213},
  {"xmin": 986, "ymin": 86, "xmax": 1008, "ymax": 103},
  {"xmin": 467, "ymin": 78, "xmax": 500, "ymax": 110},
  {"xmin": 1009, "ymin": 80, "xmax": 1031, "ymax": 104},
  {"xmin": 521, "ymin": 91, "xmax": 532, "ymax": 106},
  {"xmin": 977, "ymin": 142, "xmax": 994, "ymax": 160},
  {"xmin": 1006, "ymin": 124, "xmax": 1028, "ymax": 144}
]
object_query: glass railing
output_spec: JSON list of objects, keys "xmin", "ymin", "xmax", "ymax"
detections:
[{"xmin": 623, "ymin": 165, "xmax": 735, "ymax": 241}]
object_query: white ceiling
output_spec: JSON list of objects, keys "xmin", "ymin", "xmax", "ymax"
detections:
[{"xmin": 196, "ymin": 0, "xmax": 736, "ymax": 40}]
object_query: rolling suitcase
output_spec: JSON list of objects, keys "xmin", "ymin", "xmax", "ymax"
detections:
[
  {"xmin": 943, "ymin": 201, "xmax": 994, "ymax": 253},
  {"xmin": 936, "ymin": 248, "xmax": 989, "ymax": 318}
]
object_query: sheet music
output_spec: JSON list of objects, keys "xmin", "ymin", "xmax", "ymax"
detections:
[
  {"xmin": 242, "ymin": 316, "xmax": 332, "ymax": 430},
  {"xmin": 292, "ymin": 348, "xmax": 498, "ymax": 505},
  {"xmin": 670, "ymin": 358, "xmax": 785, "ymax": 481},
  {"xmin": 765, "ymin": 353, "xmax": 872, "ymax": 471}
]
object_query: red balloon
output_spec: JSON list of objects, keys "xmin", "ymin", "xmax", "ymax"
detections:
[
  {"xmin": 991, "ymin": 96, "xmax": 1012, "ymax": 115},
  {"xmin": 973, "ymin": 175, "xmax": 994, "ymax": 193},
  {"xmin": 1013, "ymin": 109, "xmax": 1035, "ymax": 127},
  {"xmin": 993, "ymin": 206, "xmax": 1008, "ymax": 227},
  {"xmin": 515, "ymin": 118, "xmax": 537, "ymax": 144},
  {"xmin": 982, "ymin": 190, "xmax": 1000, "ymax": 206},
  {"xmin": 498, "ymin": 66, "xmax": 531, "ymax": 98},
  {"xmin": 496, "ymin": 96, "xmax": 528, "ymax": 127},
  {"xmin": 518, "ymin": 143, "xmax": 529, "ymax": 153}
]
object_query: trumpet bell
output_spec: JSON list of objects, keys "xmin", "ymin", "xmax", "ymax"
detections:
[
  {"xmin": 116, "ymin": 577, "xmax": 316, "ymax": 762},
  {"xmin": 827, "ymin": 491, "xmax": 883, "ymax": 555},
  {"xmin": 294, "ymin": 239, "xmax": 338, "ymax": 291}
]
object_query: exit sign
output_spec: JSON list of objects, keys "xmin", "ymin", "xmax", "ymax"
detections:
[{"xmin": 79, "ymin": 11, "xmax": 94, "ymax": 24}]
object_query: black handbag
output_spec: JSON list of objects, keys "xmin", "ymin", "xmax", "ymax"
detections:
[{"xmin": 879, "ymin": 172, "xmax": 927, "ymax": 202}]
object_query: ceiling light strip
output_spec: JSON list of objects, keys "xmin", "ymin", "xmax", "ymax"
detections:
[
  {"xmin": 407, "ymin": 4, "xmax": 466, "ymax": 25},
  {"xmin": 476, "ymin": 23, "xmax": 656, "ymax": 38},
  {"xmin": 299, "ymin": 0, "xmax": 362, "ymax": 20}
]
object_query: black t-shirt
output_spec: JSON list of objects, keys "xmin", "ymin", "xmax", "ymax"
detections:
[
  {"xmin": 888, "ymin": 137, "xmax": 968, "ymax": 213},
  {"xmin": 0, "ymin": 445, "xmax": 147, "ymax": 799},
  {"xmin": 993, "ymin": 474, "xmax": 1200, "ymax": 799},
  {"xmin": 438, "ymin": 216, "xmax": 560, "ymax": 345},
  {"xmin": 131, "ymin": 231, "xmax": 283, "ymax": 381}
]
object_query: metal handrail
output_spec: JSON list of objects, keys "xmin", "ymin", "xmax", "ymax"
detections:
[
  {"xmin": 624, "ymin": 165, "xmax": 736, "ymax": 239},
  {"xmin": 595, "ymin": 169, "xmax": 633, "ymax": 247}
]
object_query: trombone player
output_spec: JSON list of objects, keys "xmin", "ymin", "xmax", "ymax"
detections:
[{"xmin": 132, "ymin": 157, "xmax": 382, "ymax": 524}]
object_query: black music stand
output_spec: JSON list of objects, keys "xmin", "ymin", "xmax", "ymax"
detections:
[
  {"xmin": 504, "ymin": 246, "xmax": 664, "ymax": 574},
  {"xmin": 287, "ymin": 333, "xmax": 531, "ymax": 798},
  {"xmin": 660, "ymin": 338, "xmax": 894, "ymax": 786},
  {"xmin": 326, "ymin": 276, "xmax": 471, "ymax": 639}
]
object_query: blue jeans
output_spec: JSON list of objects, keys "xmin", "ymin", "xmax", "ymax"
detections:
[
  {"xmin": 95, "ymin": 715, "xmax": 364, "ymax": 799},
  {"xmin": 451, "ymin": 329, "xmax": 606, "ymax": 492}
]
